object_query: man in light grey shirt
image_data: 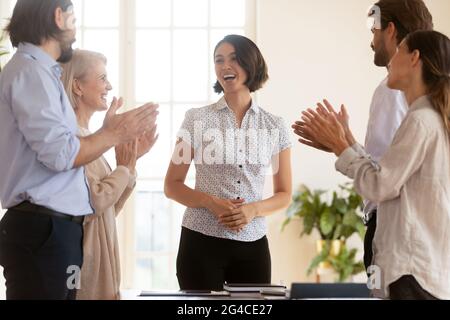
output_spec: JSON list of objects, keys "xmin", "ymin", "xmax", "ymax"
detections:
[
  {"xmin": 0, "ymin": 0, "xmax": 158, "ymax": 300},
  {"xmin": 360, "ymin": 0, "xmax": 432, "ymax": 273}
]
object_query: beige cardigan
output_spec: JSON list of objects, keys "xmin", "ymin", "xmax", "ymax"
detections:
[{"xmin": 76, "ymin": 127, "xmax": 136, "ymax": 300}]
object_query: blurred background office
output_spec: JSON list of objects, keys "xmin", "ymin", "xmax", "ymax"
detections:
[{"xmin": 1, "ymin": 0, "xmax": 450, "ymax": 300}]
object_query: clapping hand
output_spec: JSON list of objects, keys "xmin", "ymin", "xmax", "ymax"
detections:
[
  {"xmin": 292, "ymin": 99, "xmax": 355, "ymax": 155},
  {"xmin": 296, "ymin": 104, "xmax": 349, "ymax": 156},
  {"xmin": 137, "ymin": 126, "xmax": 159, "ymax": 160},
  {"xmin": 115, "ymin": 139, "xmax": 138, "ymax": 174},
  {"xmin": 103, "ymin": 97, "xmax": 159, "ymax": 145}
]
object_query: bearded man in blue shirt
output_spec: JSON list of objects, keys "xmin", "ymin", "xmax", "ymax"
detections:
[{"xmin": 0, "ymin": 0, "xmax": 158, "ymax": 300}]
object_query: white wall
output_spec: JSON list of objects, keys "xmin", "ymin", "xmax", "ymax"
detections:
[
  {"xmin": 0, "ymin": 0, "xmax": 11, "ymax": 25},
  {"xmin": 259, "ymin": 0, "xmax": 450, "ymax": 286}
]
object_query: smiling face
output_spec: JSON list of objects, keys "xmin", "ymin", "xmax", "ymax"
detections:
[
  {"xmin": 214, "ymin": 42, "xmax": 249, "ymax": 94},
  {"xmin": 76, "ymin": 62, "xmax": 112, "ymax": 112}
]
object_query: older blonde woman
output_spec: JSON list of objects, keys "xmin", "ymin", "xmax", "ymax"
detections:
[{"xmin": 61, "ymin": 50, "xmax": 158, "ymax": 300}]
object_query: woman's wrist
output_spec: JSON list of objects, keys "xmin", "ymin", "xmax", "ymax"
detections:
[
  {"xmin": 345, "ymin": 129, "xmax": 357, "ymax": 146},
  {"xmin": 128, "ymin": 166, "xmax": 136, "ymax": 175},
  {"xmin": 202, "ymin": 193, "xmax": 215, "ymax": 210},
  {"xmin": 251, "ymin": 202, "xmax": 260, "ymax": 218},
  {"xmin": 333, "ymin": 140, "xmax": 350, "ymax": 157},
  {"xmin": 116, "ymin": 163, "xmax": 127, "ymax": 169},
  {"xmin": 98, "ymin": 127, "xmax": 120, "ymax": 149}
]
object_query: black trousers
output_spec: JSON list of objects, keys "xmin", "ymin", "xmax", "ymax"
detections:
[
  {"xmin": 389, "ymin": 275, "xmax": 438, "ymax": 300},
  {"xmin": 176, "ymin": 227, "xmax": 271, "ymax": 291},
  {"xmin": 364, "ymin": 211, "xmax": 377, "ymax": 271},
  {"xmin": 0, "ymin": 210, "xmax": 83, "ymax": 300}
]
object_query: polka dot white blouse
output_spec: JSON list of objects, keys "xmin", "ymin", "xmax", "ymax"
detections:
[{"xmin": 176, "ymin": 97, "xmax": 292, "ymax": 242}]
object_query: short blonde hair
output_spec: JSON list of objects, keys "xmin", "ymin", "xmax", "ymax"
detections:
[{"xmin": 61, "ymin": 49, "xmax": 107, "ymax": 109}]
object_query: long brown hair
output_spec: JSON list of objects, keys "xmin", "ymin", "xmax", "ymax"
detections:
[{"xmin": 406, "ymin": 30, "xmax": 450, "ymax": 133}]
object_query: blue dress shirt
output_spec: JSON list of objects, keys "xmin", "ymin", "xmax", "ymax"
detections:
[{"xmin": 0, "ymin": 43, "xmax": 93, "ymax": 216}]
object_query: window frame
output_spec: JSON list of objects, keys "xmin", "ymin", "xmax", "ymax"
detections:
[{"xmin": 118, "ymin": 0, "xmax": 256, "ymax": 290}]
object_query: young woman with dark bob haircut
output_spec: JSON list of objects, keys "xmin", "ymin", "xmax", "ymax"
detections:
[
  {"xmin": 294, "ymin": 30, "xmax": 450, "ymax": 300},
  {"xmin": 165, "ymin": 35, "xmax": 292, "ymax": 291}
]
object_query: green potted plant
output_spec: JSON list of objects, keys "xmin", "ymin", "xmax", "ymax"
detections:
[{"xmin": 283, "ymin": 183, "xmax": 366, "ymax": 282}]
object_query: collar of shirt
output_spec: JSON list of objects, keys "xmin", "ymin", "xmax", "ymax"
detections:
[
  {"xmin": 17, "ymin": 42, "xmax": 62, "ymax": 77},
  {"xmin": 214, "ymin": 96, "xmax": 260, "ymax": 114},
  {"xmin": 409, "ymin": 95, "xmax": 432, "ymax": 112}
]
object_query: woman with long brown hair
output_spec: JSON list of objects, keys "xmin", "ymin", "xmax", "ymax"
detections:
[{"xmin": 293, "ymin": 30, "xmax": 450, "ymax": 300}]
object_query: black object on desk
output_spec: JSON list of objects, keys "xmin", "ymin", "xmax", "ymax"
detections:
[{"xmin": 290, "ymin": 283, "xmax": 371, "ymax": 299}]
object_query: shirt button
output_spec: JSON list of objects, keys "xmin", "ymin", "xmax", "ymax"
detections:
[
  {"xmin": 237, "ymin": 181, "xmax": 241, "ymax": 184},
  {"xmin": 239, "ymin": 165, "xmax": 243, "ymax": 169}
]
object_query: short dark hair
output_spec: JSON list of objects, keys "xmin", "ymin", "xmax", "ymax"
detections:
[
  {"xmin": 213, "ymin": 35, "xmax": 269, "ymax": 94},
  {"xmin": 375, "ymin": 0, "xmax": 433, "ymax": 44},
  {"xmin": 6, "ymin": 0, "xmax": 73, "ymax": 48}
]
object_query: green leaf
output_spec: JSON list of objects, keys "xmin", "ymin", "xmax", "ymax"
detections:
[
  {"xmin": 302, "ymin": 202, "xmax": 314, "ymax": 217},
  {"xmin": 332, "ymin": 224, "xmax": 343, "ymax": 240},
  {"xmin": 348, "ymin": 248, "xmax": 358, "ymax": 261},
  {"xmin": 356, "ymin": 222, "xmax": 367, "ymax": 240},
  {"xmin": 307, "ymin": 244, "xmax": 330, "ymax": 275},
  {"xmin": 301, "ymin": 213, "xmax": 315, "ymax": 236},
  {"xmin": 320, "ymin": 208, "xmax": 336, "ymax": 238},
  {"xmin": 343, "ymin": 210, "xmax": 359, "ymax": 226},
  {"xmin": 335, "ymin": 198, "xmax": 347, "ymax": 214},
  {"xmin": 307, "ymin": 253, "xmax": 326, "ymax": 276},
  {"xmin": 340, "ymin": 226, "xmax": 355, "ymax": 239}
]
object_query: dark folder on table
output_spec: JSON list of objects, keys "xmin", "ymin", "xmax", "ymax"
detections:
[{"xmin": 290, "ymin": 283, "xmax": 371, "ymax": 299}]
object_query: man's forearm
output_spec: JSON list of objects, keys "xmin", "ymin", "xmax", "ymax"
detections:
[{"xmin": 73, "ymin": 129, "xmax": 117, "ymax": 168}]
